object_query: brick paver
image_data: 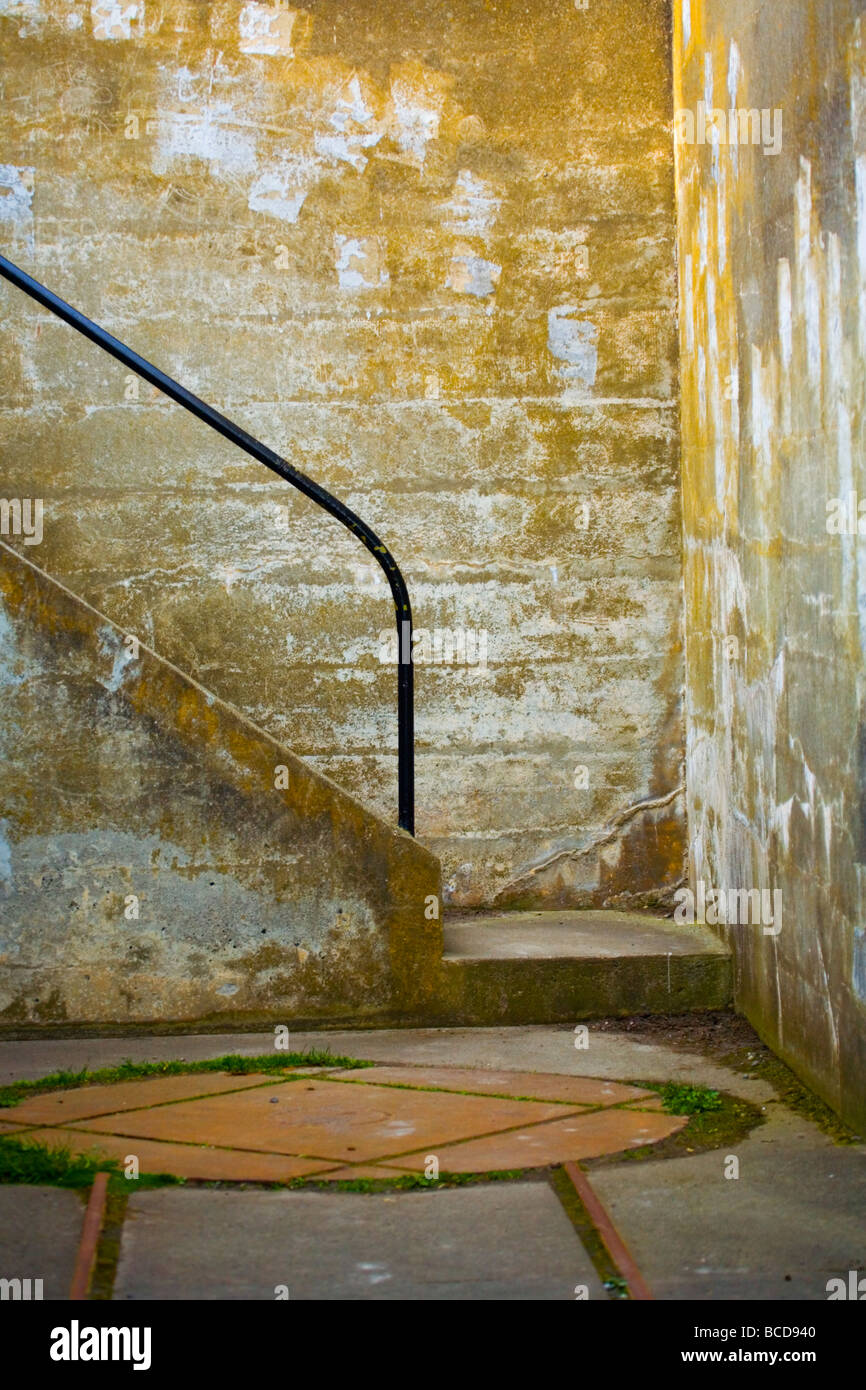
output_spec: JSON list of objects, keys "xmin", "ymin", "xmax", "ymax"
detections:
[
  {"xmin": 5, "ymin": 1072, "xmax": 280, "ymax": 1126},
  {"xmin": 5, "ymin": 1065, "xmax": 684, "ymax": 1179},
  {"xmin": 380, "ymin": 1108, "xmax": 685, "ymax": 1172}
]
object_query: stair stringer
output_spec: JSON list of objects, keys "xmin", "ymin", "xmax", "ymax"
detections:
[{"xmin": 0, "ymin": 540, "xmax": 441, "ymax": 1031}]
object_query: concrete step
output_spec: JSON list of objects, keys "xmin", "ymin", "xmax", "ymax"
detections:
[{"xmin": 435, "ymin": 910, "xmax": 732, "ymax": 1024}]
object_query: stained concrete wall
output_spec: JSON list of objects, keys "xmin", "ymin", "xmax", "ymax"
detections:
[
  {"xmin": 675, "ymin": 0, "xmax": 866, "ymax": 1128},
  {"xmin": 0, "ymin": 0, "xmax": 684, "ymax": 911},
  {"xmin": 0, "ymin": 540, "xmax": 441, "ymax": 1029}
]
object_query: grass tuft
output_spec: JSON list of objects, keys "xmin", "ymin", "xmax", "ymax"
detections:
[
  {"xmin": 0, "ymin": 1050, "xmax": 370, "ymax": 1110},
  {"xmin": 658, "ymin": 1082, "xmax": 723, "ymax": 1115}
]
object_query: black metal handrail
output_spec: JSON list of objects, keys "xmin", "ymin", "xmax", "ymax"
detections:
[{"xmin": 0, "ymin": 253, "xmax": 414, "ymax": 834}]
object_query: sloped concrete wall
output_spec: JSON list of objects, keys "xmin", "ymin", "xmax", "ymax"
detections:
[
  {"xmin": 675, "ymin": 0, "xmax": 866, "ymax": 1128},
  {"xmin": 0, "ymin": 0, "xmax": 684, "ymax": 911},
  {"xmin": 0, "ymin": 541, "xmax": 441, "ymax": 1029}
]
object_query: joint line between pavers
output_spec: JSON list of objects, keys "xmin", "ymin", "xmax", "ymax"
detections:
[
  {"xmin": 23, "ymin": 1123, "xmax": 347, "ymax": 1167},
  {"xmin": 2, "ymin": 1071, "xmax": 338, "ymax": 1126},
  {"xmin": 40, "ymin": 1104, "xmax": 602, "ymax": 1169},
  {"xmin": 323, "ymin": 1073, "xmax": 653, "ymax": 1110}
]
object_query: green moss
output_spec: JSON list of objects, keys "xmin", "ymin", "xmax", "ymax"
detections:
[
  {"xmin": 548, "ymin": 1167, "xmax": 626, "ymax": 1298},
  {"xmin": 283, "ymin": 1168, "xmax": 528, "ymax": 1194},
  {"xmin": 0, "ymin": 1051, "xmax": 370, "ymax": 1109},
  {"xmin": 659, "ymin": 1082, "xmax": 723, "ymax": 1115},
  {"xmin": 588, "ymin": 1085, "xmax": 765, "ymax": 1169},
  {"xmin": 89, "ymin": 1185, "xmax": 130, "ymax": 1302},
  {"xmin": 719, "ymin": 1046, "xmax": 864, "ymax": 1145}
]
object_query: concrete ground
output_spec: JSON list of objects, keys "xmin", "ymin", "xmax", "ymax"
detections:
[
  {"xmin": 1, "ymin": 1019, "xmax": 864, "ymax": 1301},
  {"xmin": 115, "ymin": 1184, "xmax": 606, "ymax": 1301}
]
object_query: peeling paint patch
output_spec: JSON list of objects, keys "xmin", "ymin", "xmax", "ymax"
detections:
[
  {"xmin": 97, "ymin": 626, "xmax": 136, "ymax": 694},
  {"xmin": 0, "ymin": 600, "xmax": 33, "ymax": 689},
  {"xmin": 334, "ymin": 234, "xmax": 389, "ymax": 290},
  {"xmin": 446, "ymin": 252, "xmax": 500, "ymax": 298},
  {"xmin": 0, "ymin": 0, "xmax": 41, "ymax": 18},
  {"xmin": 238, "ymin": 2, "xmax": 300, "ymax": 57},
  {"xmin": 90, "ymin": 0, "xmax": 142, "ymax": 41},
  {"xmin": 386, "ymin": 62, "xmax": 450, "ymax": 165},
  {"xmin": 443, "ymin": 170, "xmax": 501, "ymax": 241},
  {"xmin": 777, "ymin": 258, "xmax": 792, "ymax": 367},
  {"xmin": 854, "ymin": 930, "xmax": 866, "ymax": 1004},
  {"xmin": 314, "ymin": 73, "xmax": 381, "ymax": 171},
  {"xmin": 0, "ymin": 820, "xmax": 11, "ymax": 886},
  {"xmin": 0, "ymin": 165, "xmax": 34, "ymax": 225},
  {"xmin": 152, "ymin": 107, "xmax": 257, "ymax": 177},
  {"xmin": 547, "ymin": 306, "xmax": 598, "ymax": 388},
  {"xmin": 248, "ymin": 160, "xmax": 313, "ymax": 223}
]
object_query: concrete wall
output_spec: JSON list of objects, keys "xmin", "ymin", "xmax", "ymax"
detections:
[
  {"xmin": 0, "ymin": 540, "xmax": 441, "ymax": 1029},
  {"xmin": 0, "ymin": 0, "xmax": 684, "ymax": 911},
  {"xmin": 675, "ymin": 0, "xmax": 866, "ymax": 1129}
]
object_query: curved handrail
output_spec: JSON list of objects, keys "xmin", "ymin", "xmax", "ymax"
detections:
[{"xmin": 0, "ymin": 253, "xmax": 414, "ymax": 834}]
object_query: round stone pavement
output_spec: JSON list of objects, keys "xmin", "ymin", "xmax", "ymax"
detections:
[{"xmin": 4, "ymin": 1064, "xmax": 686, "ymax": 1181}]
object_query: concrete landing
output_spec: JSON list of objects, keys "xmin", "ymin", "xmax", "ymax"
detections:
[{"xmin": 436, "ymin": 910, "xmax": 732, "ymax": 1023}]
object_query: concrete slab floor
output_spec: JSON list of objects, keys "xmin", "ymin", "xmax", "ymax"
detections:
[
  {"xmin": 114, "ymin": 1184, "xmax": 605, "ymax": 1301},
  {"xmin": 2, "ymin": 1019, "xmax": 863, "ymax": 1301},
  {"xmin": 0, "ymin": 1022, "xmax": 776, "ymax": 1104},
  {"xmin": 592, "ymin": 1106, "xmax": 866, "ymax": 1301},
  {"xmin": 0, "ymin": 1186, "xmax": 84, "ymax": 1300}
]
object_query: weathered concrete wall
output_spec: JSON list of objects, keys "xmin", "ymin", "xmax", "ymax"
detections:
[
  {"xmin": 675, "ymin": 0, "xmax": 866, "ymax": 1128},
  {"xmin": 0, "ymin": 0, "xmax": 684, "ymax": 910},
  {"xmin": 0, "ymin": 540, "xmax": 441, "ymax": 1029}
]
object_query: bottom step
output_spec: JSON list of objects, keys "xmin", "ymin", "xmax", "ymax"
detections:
[{"xmin": 435, "ymin": 910, "xmax": 732, "ymax": 1024}]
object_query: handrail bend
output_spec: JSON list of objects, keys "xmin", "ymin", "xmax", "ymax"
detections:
[{"xmin": 0, "ymin": 253, "xmax": 414, "ymax": 834}]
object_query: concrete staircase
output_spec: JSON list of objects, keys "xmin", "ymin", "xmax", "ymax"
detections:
[
  {"xmin": 0, "ymin": 540, "xmax": 441, "ymax": 1030},
  {"xmin": 0, "ymin": 539, "xmax": 731, "ymax": 1032}
]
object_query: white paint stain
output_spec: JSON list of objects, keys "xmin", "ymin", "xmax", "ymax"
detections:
[
  {"xmin": 0, "ymin": 165, "xmax": 34, "ymax": 225},
  {"xmin": 0, "ymin": 0, "xmax": 41, "ymax": 16},
  {"xmin": 153, "ymin": 106, "xmax": 257, "ymax": 177},
  {"xmin": 777, "ymin": 258, "xmax": 792, "ymax": 368},
  {"xmin": 91, "ymin": 0, "xmax": 142, "ymax": 41},
  {"xmin": 0, "ymin": 820, "xmax": 12, "ymax": 885},
  {"xmin": 714, "ymin": 162, "xmax": 726, "ymax": 275},
  {"xmin": 547, "ymin": 306, "xmax": 598, "ymax": 389},
  {"xmin": 683, "ymin": 253, "xmax": 694, "ymax": 354},
  {"xmin": 334, "ymin": 234, "xmax": 389, "ymax": 290},
  {"xmin": 386, "ymin": 67, "xmax": 447, "ymax": 165},
  {"xmin": 357, "ymin": 1263, "xmax": 392, "ymax": 1285},
  {"xmin": 0, "ymin": 601, "xmax": 35, "ymax": 691},
  {"xmin": 238, "ymin": 2, "xmax": 299, "ymax": 57},
  {"xmin": 855, "ymin": 156, "xmax": 866, "ymax": 357},
  {"xmin": 795, "ymin": 157, "xmax": 812, "ymax": 277},
  {"xmin": 727, "ymin": 40, "xmax": 741, "ymax": 108},
  {"xmin": 698, "ymin": 193, "xmax": 709, "ymax": 273},
  {"xmin": 97, "ymin": 626, "xmax": 136, "ymax": 694},
  {"xmin": 315, "ymin": 75, "xmax": 382, "ymax": 171},
  {"xmin": 443, "ymin": 169, "xmax": 501, "ymax": 241},
  {"xmin": 248, "ymin": 160, "xmax": 313, "ymax": 223},
  {"xmin": 446, "ymin": 252, "xmax": 500, "ymax": 297}
]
